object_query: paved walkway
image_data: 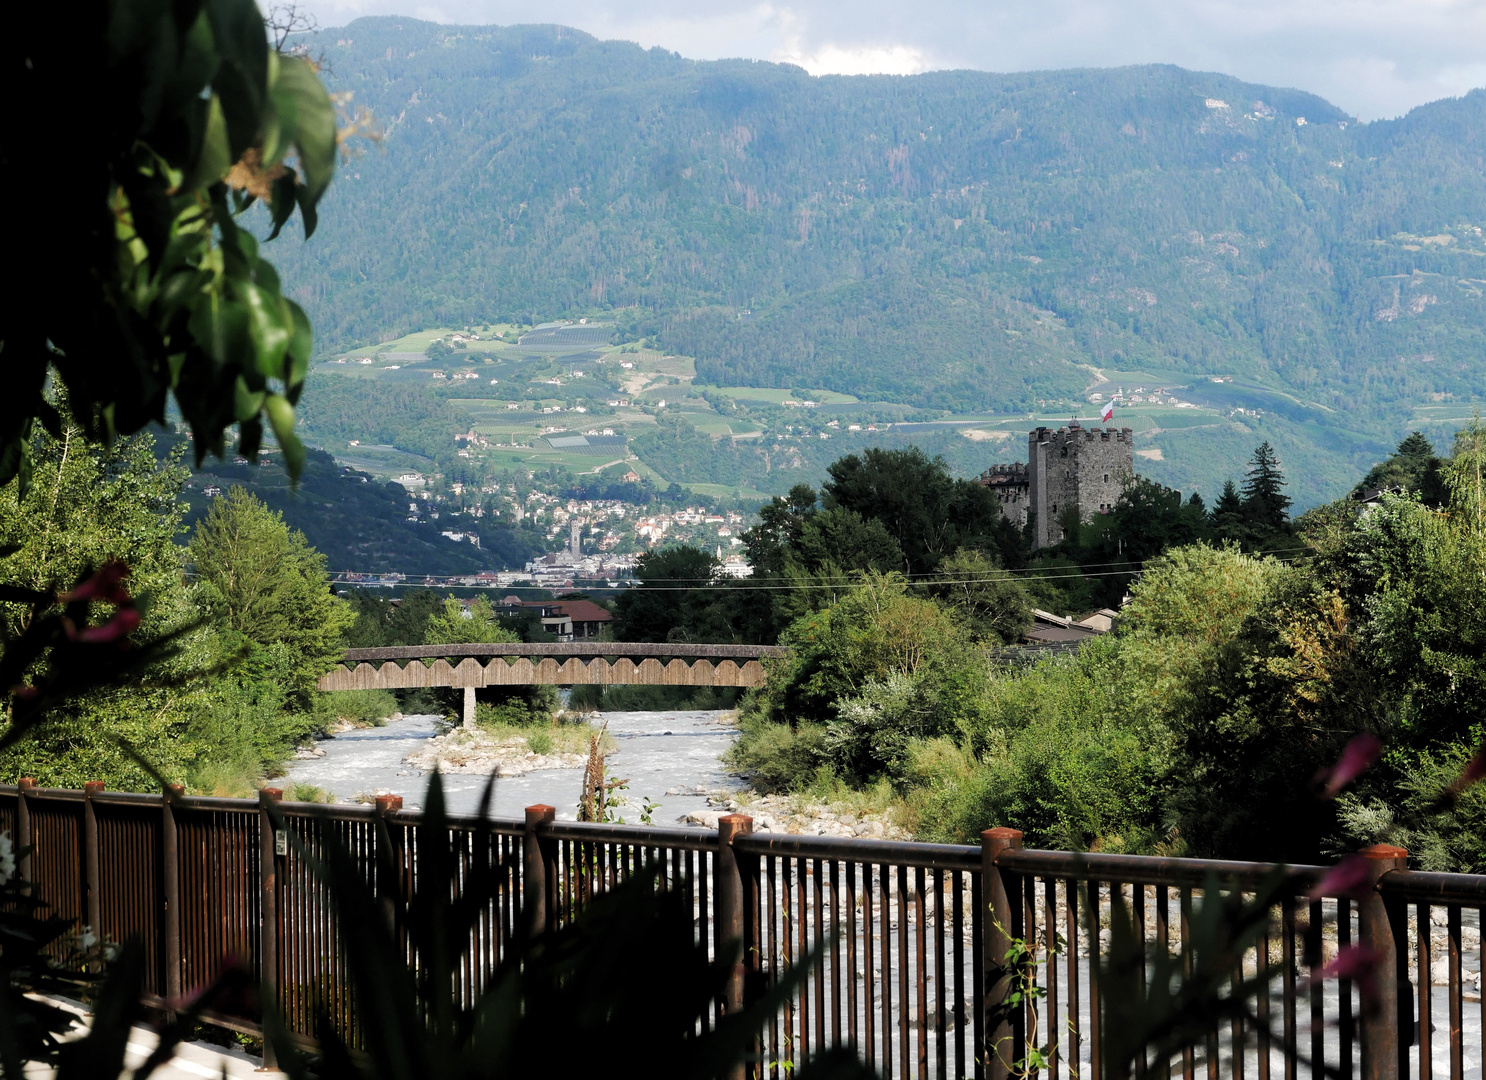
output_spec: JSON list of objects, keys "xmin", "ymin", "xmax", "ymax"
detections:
[{"xmin": 22, "ymin": 996, "xmax": 275, "ymax": 1080}]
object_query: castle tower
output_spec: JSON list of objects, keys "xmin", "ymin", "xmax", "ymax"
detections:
[{"xmin": 1027, "ymin": 426, "xmax": 1133, "ymax": 549}]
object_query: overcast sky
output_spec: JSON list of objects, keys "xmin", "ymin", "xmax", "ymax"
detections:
[{"xmin": 295, "ymin": 0, "xmax": 1486, "ymax": 121}]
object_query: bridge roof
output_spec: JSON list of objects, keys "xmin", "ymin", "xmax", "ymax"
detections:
[{"xmin": 340, "ymin": 641, "xmax": 789, "ymax": 663}]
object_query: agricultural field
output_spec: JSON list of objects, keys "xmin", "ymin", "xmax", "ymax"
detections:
[{"xmin": 303, "ymin": 320, "xmax": 1482, "ymax": 510}]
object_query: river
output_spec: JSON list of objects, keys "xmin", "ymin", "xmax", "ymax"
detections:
[{"xmin": 284, "ymin": 711, "xmax": 738, "ymax": 821}]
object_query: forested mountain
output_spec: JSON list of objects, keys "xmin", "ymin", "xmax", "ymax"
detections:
[{"xmin": 281, "ymin": 21, "xmax": 1486, "ymax": 414}]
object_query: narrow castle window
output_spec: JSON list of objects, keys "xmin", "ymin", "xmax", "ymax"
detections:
[{"xmin": 1104, "ymin": 474, "xmax": 1109, "ymax": 483}]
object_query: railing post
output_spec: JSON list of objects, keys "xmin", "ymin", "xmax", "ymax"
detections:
[
  {"xmin": 16, "ymin": 777, "xmax": 34, "ymax": 893},
  {"xmin": 523, "ymin": 804, "xmax": 555, "ymax": 937},
  {"xmin": 716, "ymin": 814, "xmax": 753, "ymax": 1080},
  {"xmin": 1359, "ymin": 843, "xmax": 1409, "ymax": 1080},
  {"xmin": 83, "ymin": 781, "xmax": 103, "ymax": 941},
  {"xmin": 259, "ymin": 788, "xmax": 283, "ymax": 1071},
  {"xmin": 982, "ymin": 827, "xmax": 1024, "ymax": 1080},
  {"xmin": 375, "ymin": 795, "xmax": 405, "ymax": 940},
  {"xmin": 162, "ymin": 784, "xmax": 183, "ymax": 1010}
]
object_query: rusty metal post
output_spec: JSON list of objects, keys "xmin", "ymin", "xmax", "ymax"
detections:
[
  {"xmin": 1358, "ymin": 843, "xmax": 1409, "ymax": 1080},
  {"xmin": 716, "ymin": 815, "xmax": 754, "ymax": 1011},
  {"xmin": 523, "ymin": 805, "xmax": 555, "ymax": 937},
  {"xmin": 162, "ymin": 784, "xmax": 183, "ymax": 1009},
  {"xmin": 716, "ymin": 814, "xmax": 753, "ymax": 1080},
  {"xmin": 16, "ymin": 777, "xmax": 34, "ymax": 893},
  {"xmin": 259, "ymin": 788, "xmax": 283, "ymax": 1071},
  {"xmin": 982, "ymin": 827, "xmax": 1024, "ymax": 1080},
  {"xmin": 83, "ymin": 781, "xmax": 103, "ymax": 940}
]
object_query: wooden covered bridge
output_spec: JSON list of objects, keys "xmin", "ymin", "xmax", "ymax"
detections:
[{"xmin": 317, "ymin": 642, "xmax": 790, "ymax": 724}]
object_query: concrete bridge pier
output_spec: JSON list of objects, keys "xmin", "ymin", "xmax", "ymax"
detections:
[{"xmin": 462, "ymin": 686, "xmax": 476, "ymax": 729}]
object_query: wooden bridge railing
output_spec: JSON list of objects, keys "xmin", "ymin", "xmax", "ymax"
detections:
[{"xmin": 0, "ymin": 782, "xmax": 1481, "ymax": 1078}]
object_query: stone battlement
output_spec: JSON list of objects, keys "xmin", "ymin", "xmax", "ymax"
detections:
[{"xmin": 1032, "ymin": 425, "xmax": 1133, "ymax": 444}]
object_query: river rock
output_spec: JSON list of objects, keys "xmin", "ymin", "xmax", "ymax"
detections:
[{"xmin": 403, "ymin": 726, "xmax": 584, "ymax": 777}]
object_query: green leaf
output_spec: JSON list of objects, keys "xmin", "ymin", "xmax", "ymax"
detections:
[
  {"xmin": 237, "ymin": 416, "xmax": 263, "ymax": 460},
  {"xmin": 264, "ymin": 171, "xmax": 298, "ymax": 241},
  {"xmin": 294, "ymin": 183, "xmax": 319, "ymax": 239},
  {"xmin": 263, "ymin": 393, "xmax": 305, "ymax": 479},
  {"xmin": 271, "ymin": 55, "xmax": 338, "ymax": 207},
  {"xmin": 185, "ymin": 93, "xmax": 232, "ymax": 192},
  {"xmin": 284, "ymin": 300, "xmax": 313, "ymax": 391},
  {"xmin": 233, "ymin": 375, "xmax": 265, "ymax": 422},
  {"xmin": 187, "ymin": 293, "xmax": 251, "ymax": 369},
  {"xmin": 260, "ymin": 50, "xmax": 284, "ymax": 164},
  {"xmin": 239, "ymin": 282, "xmax": 291, "ymax": 380}
]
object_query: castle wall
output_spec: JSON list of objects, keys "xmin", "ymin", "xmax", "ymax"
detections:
[
  {"xmin": 1028, "ymin": 426, "xmax": 1133, "ymax": 549},
  {"xmin": 977, "ymin": 463, "xmax": 1030, "ymax": 527}
]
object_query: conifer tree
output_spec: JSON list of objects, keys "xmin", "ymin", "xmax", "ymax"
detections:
[
  {"xmin": 1210, "ymin": 480, "xmax": 1247, "ymax": 543},
  {"xmin": 1239, "ymin": 442, "xmax": 1292, "ymax": 538},
  {"xmin": 1353, "ymin": 431, "xmax": 1446, "ymax": 504}
]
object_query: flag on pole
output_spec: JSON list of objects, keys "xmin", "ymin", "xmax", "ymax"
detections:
[{"xmin": 1101, "ymin": 400, "xmax": 1114, "ymax": 423}]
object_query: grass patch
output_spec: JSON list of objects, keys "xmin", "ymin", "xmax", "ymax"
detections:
[
  {"xmin": 470, "ymin": 716, "xmax": 608, "ymax": 757},
  {"xmin": 724, "ymin": 714, "xmax": 827, "ymax": 793},
  {"xmin": 320, "ymin": 689, "xmax": 397, "ymax": 727}
]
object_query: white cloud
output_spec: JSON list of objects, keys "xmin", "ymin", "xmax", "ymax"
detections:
[
  {"xmin": 292, "ymin": 0, "xmax": 1486, "ymax": 119},
  {"xmin": 774, "ymin": 42, "xmax": 932, "ymax": 76}
]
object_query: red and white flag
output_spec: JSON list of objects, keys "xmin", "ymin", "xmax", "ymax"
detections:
[{"xmin": 1101, "ymin": 400, "xmax": 1114, "ymax": 423}]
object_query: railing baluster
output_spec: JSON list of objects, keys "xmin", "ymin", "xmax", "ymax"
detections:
[
  {"xmin": 954, "ymin": 870, "xmax": 966, "ymax": 1080},
  {"xmin": 865, "ymin": 859, "xmax": 877, "ymax": 1073},
  {"xmin": 1090, "ymin": 879, "xmax": 1102, "ymax": 1080},
  {"xmin": 1257, "ymin": 903, "xmax": 1271, "ymax": 1080},
  {"xmin": 832, "ymin": 859, "xmax": 844, "ymax": 1051},
  {"xmin": 916, "ymin": 865, "xmax": 928, "ymax": 1080},
  {"xmin": 816, "ymin": 858, "xmax": 828, "ymax": 1057},
  {"xmin": 782, "ymin": 855, "xmax": 795, "ymax": 1071},
  {"xmin": 1132, "ymin": 881, "xmax": 1146, "ymax": 1080},
  {"xmin": 847, "ymin": 861, "xmax": 860, "ymax": 1060},
  {"xmin": 936, "ymin": 868, "xmax": 948, "ymax": 1080},
  {"xmin": 899, "ymin": 864, "xmax": 911, "ymax": 1080},
  {"xmin": 1281, "ymin": 899, "xmax": 1297, "ymax": 1080},
  {"xmin": 1067, "ymin": 879, "xmax": 1081, "ymax": 1080},
  {"xmin": 882, "ymin": 859, "xmax": 894, "ymax": 1079},
  {"xmin": 767, "ymin": 855, "xmax": 780, "ymax": 1079},
  {"xmin": 1308, "ymin": 898, "xmax": 1323, "ymax": 1080},
  {"xmin": 1180, "ymin": 886, "xmax": 1193, "ymax": 1080},
  {"xmin": 1155, "ymin": 885, "xmax": 1169, "ymax": 1080},
  {"xmin": 1045, "ymin": 876, "xmax": 1058, "ymax": 1080},
  {"xmin": 1420, "ymin": 901, "xmax": 1433, "ymax": 1080},
  {"xmin": 1447, "ymin": 904, "xmax": 1462, "ymax": 1080}
]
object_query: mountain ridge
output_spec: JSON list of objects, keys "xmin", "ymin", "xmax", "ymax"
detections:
[{"xmin": 272, "ymin": 19, "xmax": 1486, "ymax": 503}]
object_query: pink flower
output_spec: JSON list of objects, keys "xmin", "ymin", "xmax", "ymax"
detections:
[
  {"xmin": 1455, "ymin": 745, "xmax": 1486, "ymax": 792},
  {"xmin": 1308, "ymin": 854, "xmax": 1371, "ymax": 902},
  {"xmin": 1316, "ymin": 733, "xmax": 1381, "ymax": 799},
  {"xmin": 1316, "ymin": 945, "xmax": 1383, "ymax": 1017},
  {"xmin": 1440, "ymin": 743, "xmax": 1486, "ymax": 805},
  {"xmin": 61, "ymin": 562, "xmax": 131, "ymax": 606},
  {"xmin": 165, "ymin": 957, "xmax": 255, "ymax": 1017},
  {"xmin": 73, "ymin": 608, "xmax": 140, "ymax": 645}
]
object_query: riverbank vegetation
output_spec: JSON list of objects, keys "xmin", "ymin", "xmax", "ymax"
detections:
[{"xmin": 724, "ymin": 427, "xmax": 1486, "ymax": 870}]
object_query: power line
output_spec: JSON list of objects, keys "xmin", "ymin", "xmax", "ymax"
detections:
[{"xmin": 308, "ymin": 548, "xmax": 1309, "ymax": 594}]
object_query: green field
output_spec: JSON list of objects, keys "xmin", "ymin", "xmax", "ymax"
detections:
[{"xmin": 709, "ymin": 386, "xmax": 859, "ymax": 406}]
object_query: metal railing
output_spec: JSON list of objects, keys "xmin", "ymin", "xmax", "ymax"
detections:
[{"xmin": 0, "ymin": 781, "xmax": 1480, "ymax": 1079}]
